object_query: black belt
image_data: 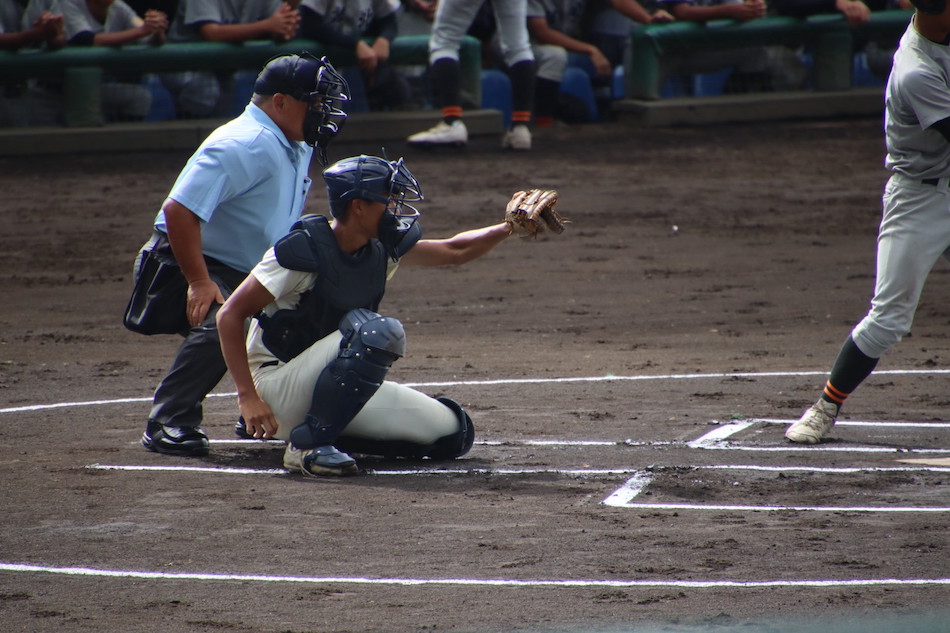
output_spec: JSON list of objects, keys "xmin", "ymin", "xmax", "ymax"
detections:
[
  {"xmin": 260, "ymin": 360, "xmax": 279, "ymax": 368},
  {"xmin": 922, "ymin": 177, "xmax": 942, "ymax": 186}
]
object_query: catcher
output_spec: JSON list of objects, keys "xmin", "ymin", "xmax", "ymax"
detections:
[{"xmin": 217, "ymin": 154, "xmax": 565, "ymax": 476}]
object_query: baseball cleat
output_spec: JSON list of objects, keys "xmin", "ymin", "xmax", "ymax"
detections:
[
  {"xmin": 785, "ymin": 400, "xmax": 838, "ymax": 444},
  {"xmin": 501, "ymin": 124, "xmax": 531, "ymax": 150},
  {"xmin": 407, "ymin": 120, "xmax": 467, "ymax": 147},
  {"xmin": 234, "ymin": 416, "xmax": 253, "ymax": 439},
  {"xmin": 142, "ymin": 419, "xmax": 210, "ymax": 456},
  {"xmin": 284, "ymin": 444, "xmax": 358, "ymax": 477}
]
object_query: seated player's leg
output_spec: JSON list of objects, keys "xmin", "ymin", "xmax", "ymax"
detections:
[{"xmin": 336, "ymin": 382, "xmax": 475, "ymax": 460}]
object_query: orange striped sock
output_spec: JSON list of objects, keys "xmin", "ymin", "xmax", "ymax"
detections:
[
  {"xmin": 822, "ymin": 381, "xmax": 848, "ymax": 406},
  {"xmin": 511, "ymin": 110, "xmax": 531, "ymax": 126},
  {"xmin": 442, "ymin": 106, "xmax": 462, "ymax": 123}
]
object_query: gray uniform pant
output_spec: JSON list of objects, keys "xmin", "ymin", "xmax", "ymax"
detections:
[
  {"xmin": 429, "ymin": 0, "xmax": 533, "ymax": 67},
  {"xmin": 851, "ymin": 173, "xmax": 950, "ymax": 358},
  {"xmin": 253, "ymin": 330, "xmax": 460, "ymax": 446},
  {"xmin": 139, "ymin": 231, "xmax": 247, "ymax": 429}
]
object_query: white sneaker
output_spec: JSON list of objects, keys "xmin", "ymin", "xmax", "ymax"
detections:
[
  {"xmin": 501, "ymin": 125, "xmax": 531, "ymax": 150},
  {"xmin": 283, "ymin": 444, "xmax": 358, "ymax": 477},
  {"xmin": 785, "ymin": 399, "xmax": 838, "ymax": 444},
  {"xmin": 407, "ymin": 120, "xmax": 468, "ymax": 147}
]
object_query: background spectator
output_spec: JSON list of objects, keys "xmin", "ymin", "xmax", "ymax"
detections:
[
  {"xmin": 160, "ymin": 0, "xmax": 300, "ymax": 118},
  {"xmin": 0, "ymin": 0, "xmax": 65, "ymax": 126},
  {"xmin": 60, "ymin": 0, "xmax": 168, "ymax": 122},
  {"xmin": 297, "ymin": 0, "xmax": 411, "ymax": 112}
]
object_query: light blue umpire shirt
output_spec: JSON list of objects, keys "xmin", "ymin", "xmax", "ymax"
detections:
[{"xmin": 154, "ymin": 102, "xmax": 315, "ymax": 273}]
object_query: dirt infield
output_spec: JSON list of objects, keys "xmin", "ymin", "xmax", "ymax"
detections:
[{"xmin": 1, "ymin": 118, "xmax": 949, "ymax": 633}]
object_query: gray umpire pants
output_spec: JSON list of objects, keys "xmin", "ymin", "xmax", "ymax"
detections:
[{"xmin": 140, "ymin": 231, "xmax": 247, "ymax": 429}]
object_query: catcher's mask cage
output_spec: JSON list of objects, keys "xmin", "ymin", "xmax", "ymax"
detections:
[
  {"xmin": 323, "ymin": 155, "xmax": 423, "ymax": 229},
  {"xmin": 254, "ymin": 52, "xmax": 350, "ymax": 165}
]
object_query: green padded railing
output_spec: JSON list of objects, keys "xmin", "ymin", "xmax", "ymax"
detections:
[
  {"xmin": 627, "ymin": 10, "xmax": 913, "ymax": 100},
  {"xmin": 0, "ymin": 34, "xmax": 481, "ymax": 126}
]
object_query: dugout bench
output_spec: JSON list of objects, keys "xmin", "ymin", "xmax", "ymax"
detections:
[
  {"xmin": 626, "ymin": 10, "xmax": 914, "ymax": 101},
  {"xmin": 0, "ymin": 34, "xmax": 481, "ymax": 127}
]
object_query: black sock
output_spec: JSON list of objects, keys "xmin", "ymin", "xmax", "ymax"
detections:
[
  {"xmin": 821, "ymin": 336, "xmax": 879, "ymax": 408},
  {"xmin": 534, "ymin": 77, "xmax": 560, "ymax": 121},
  {"xmin": 507, "ymin": 59, "xmax": 536, "ymax": 114},
  {"xmin": 430, "ymin": 57, "xmax": 461, "ymax": 119}
]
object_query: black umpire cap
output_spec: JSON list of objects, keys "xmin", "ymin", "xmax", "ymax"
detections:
[{"xmin": 254, "ymin": 53, "xmax": 330, "ymax": 101}]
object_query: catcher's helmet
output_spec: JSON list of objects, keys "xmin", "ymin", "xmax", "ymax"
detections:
[
  {"xmin": 254, "ymin": 52, "xmax": 349, "ymax": 164},
  {"xmin": 323, "ymin": 155, "xmax": 424, "ymax": 259},
  {"xmin": 323, "ymin": 155, "xmax": 423, "ymax": 219},
  {"xmin": 909, "ymin": 0, "xmax": 946, "ymax": 14}
]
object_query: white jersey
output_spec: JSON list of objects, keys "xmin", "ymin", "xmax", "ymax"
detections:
[
  {"xmin": 884, "ymin": 22, "xmax": 950, "ymax": 180},
  {"xmin": 526, "ymin": 0, "xmax": 587, "ymax": 36},
  {"xmin": 299, "ymin": 0, "xmax": 398, "ymax": 37},
  {"xmin": 168, "ymin": 0, "xmax": 281, "ymax": 42},
  {"xmin": 60, "ymin": 0, "xmax": 141, "ymax": 41}
]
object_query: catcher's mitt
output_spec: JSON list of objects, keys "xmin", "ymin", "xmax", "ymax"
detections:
[{"xmin": 505, "ymin": 189, "xmax": 568, "ymax": 239}]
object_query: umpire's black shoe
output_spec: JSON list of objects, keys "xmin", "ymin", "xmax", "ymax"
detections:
[{"xmin": 142, "ymin": 419, "xmax": 210, "ymax": 457}]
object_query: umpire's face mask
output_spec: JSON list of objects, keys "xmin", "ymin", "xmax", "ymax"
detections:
[{"xmin": 304, "ymin": 96, "xmax": 347, "ymax": 165}]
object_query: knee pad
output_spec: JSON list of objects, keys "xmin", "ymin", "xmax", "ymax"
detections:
[
  {"xmin": 290, "ymin": 310, "xmax": 405, "ymax": 450},
  {"xmin": 429, "ymin": 397, "xmax": 475, "ymax": 459},
  {"xmin": 339, "ymin": 308, "xmax": 406, "ymax": 361}
]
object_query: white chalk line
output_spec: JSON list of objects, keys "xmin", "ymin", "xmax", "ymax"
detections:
[
  {"xmin": 601, "ymin": 462, "xmax": 950, "ymax": 512},
  {"xmin": 1, "ymin": 562, "xmax": 947, "ymax": 589},
  {"xmin": 684, "ymin": 421, "xmax": 950, "ymax": 453},
  {"xmin": 86, "ymin": 463, "xmax": 950, "ymax": 476},
  {"xmin": 5, "ymin": 368, "xmax": 950, "ymax": 414},
  {"xmin": 89, "ymin": 461, "xmax": 950, "ymax": 514},
  {"xmin": 86, "ymin": 464, "xmax": 644, "ymax": 476},
  {"xmin": 210, "ymin": 434, "xmax": 950, "ymax": 455}
]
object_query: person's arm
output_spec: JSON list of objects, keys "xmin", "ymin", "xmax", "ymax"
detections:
[
  {"xmin": 0, "ymin": 11, "xmax": 63, "ymax": 50},
  {"xmin": 835, "ymin": 0, "xmax": 871, "ymax": 28},
  {"xmin": 216, "ymin": 276, "xmax": 279, "ymax": 439},
  {"xmin": 199, "ymin": 1, "xmax": 299, "ymax": 42},
  {"xmin": 527, "ymin": 16, "xmax": 612, "ymax": 76},
  {"xmin": 667, "ymin": 0, "xmax": 766, "ymax": 23},
  {"xmin": 162, "ymin": 198, "xmax": 225, "ymax": 327},
  {"xmin": 369, "ymin": 11, "xmax": 397, "ymax": 61},
  {"xmin": 399, "ymin": 223, "xmax": 512, "ymax": 267},
  {"xmin": 609, "ymin": 0, "xmax": 656, "ymax": 24},
  {"xmin": 89, "ymin": 19, "xmax": 156, "ymax": 46}
]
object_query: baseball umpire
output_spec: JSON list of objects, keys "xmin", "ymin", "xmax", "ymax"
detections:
[
  {"xmin": 129, "ymin": 52, "xmax": 349, "ymax": 457},
  {"xmin": 786, "ymin": 0, "xmax": 950, "ymax": 443},
  {"xmin": 215, "ymin": 154, "xmax": 564, "ymax": 476}
]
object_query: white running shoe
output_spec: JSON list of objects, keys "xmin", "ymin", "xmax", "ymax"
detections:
[
  {"xmin": 283, "ymin": 444, "xmax": 358, "ymax": 476},
  {"xmin": 785, "ymin": 399, "xmax": 838, "ymax": 444},
  {"xmin": 407, "ymin": 120, "xmax": 468, "ymax": 147},
  {"xmin": 501, "ymin": 124, "xmax": 531, "ymax": 150}
]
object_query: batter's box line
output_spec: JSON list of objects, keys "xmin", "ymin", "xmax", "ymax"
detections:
[
  {"xmin": 688, "ymin": 420, "xmax": 950, "ymax": 454},
  {"xmin": 6, "ymin": 368, "xmax": 950, "ymax": 415},
  {"xmin": 1, "ymin": 561, "xmax": 949, "ymax": 589},
  {"xmin": 601, "ymin": 464, "xmax": 950, "ymax": 512},
  {"xmin": 86, "ymin": 464, "xmax": 646, "ymax": 477}
]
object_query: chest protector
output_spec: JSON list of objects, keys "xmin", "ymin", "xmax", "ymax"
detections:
[{"xmin": 256, "ymin": 215, "xmax": 420, "ymax": 363}]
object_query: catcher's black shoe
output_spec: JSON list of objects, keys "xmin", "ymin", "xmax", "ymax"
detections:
[
  {"xmin": 142, "ymin": 419, "xmax": 210, "ymax": 457},
  {"xmin": 234, "ymin": 416, "xmax": 253, "ymax": 439}
]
